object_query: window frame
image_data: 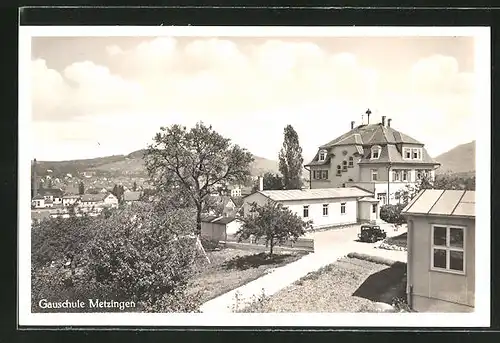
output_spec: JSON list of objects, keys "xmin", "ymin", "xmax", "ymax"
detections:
[
  {"xmin": 372, "ymin": 203, "xmax": 377, "ymax": 214},
  {"xmin": 430, "ymin": 224, "xmax": 466, "ymax": 275},
  {"xmin": 340, "ymin": 202, "xmax": 346, "ymax": 215},
  {"xmin": 322, "ymin": 204, "xmax": 329, "ymax": 217},
  {"xmin": 303, "ymin": 205, "xmax": 309, "ymax": 218},
  {"xmin": 348, "ymin": 156, "xmax": 354, "ymax": 167},
  {"xmin": 371, "ymin": 146, "xmax": 381, "ymax": 160},
  {"xmin": 318, "ymin": 150, "xmax": 327, "ymax": 161},
  {"xmin": 393, "ymin": 169, "xmax": 401, "ymax": 182},
  {"xmin": 402, "ymin": 170, "xmax": 409, "ymax": 182},
  {"xmin": 371, "ymin": 169, "xmax": 378, "ymax": 181}
]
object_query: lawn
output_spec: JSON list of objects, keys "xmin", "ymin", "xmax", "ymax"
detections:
[
  {"xmin": 239, "ymin": 256, "xmax": 407, "ymax": 313},
  {"xmin": 187, "ymin": 248, "xmax": 307, "ymax": 304},
  {"xmin": 382, "ymin": 232, "xmax": 408, "ymax": 249}
]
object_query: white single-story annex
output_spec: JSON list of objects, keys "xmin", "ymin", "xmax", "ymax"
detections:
[
  {"xmin": 242, "ymin": 187, "xmax": 379, "ymax": 230},
  {"xmin": 200, "ymin": 215, "xmax": 244, "ymax": 242}
]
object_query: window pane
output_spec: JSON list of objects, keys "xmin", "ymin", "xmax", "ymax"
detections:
[
  {"xmin": 449, "ymin": 228, "xmax": 464, "ymax": 248},
  {"xmin": 433, "ymin": 226, "xmax": 447, "ymax": 246},
  {"xmin": 433, "ymin": 248, "xmax": 447, "ymax": 269},
  {"xmin": 449, "ymin": 251, "xmax": 464, "ymax": 271}
]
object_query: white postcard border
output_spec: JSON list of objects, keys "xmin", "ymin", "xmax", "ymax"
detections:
[{"xmin": 18, "ymin": 25, "xmax": 491, "ymax": 327}]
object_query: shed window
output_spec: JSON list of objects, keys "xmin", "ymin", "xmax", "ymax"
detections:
[
  {"xmin": 322, "ymin": 204, "xmax": 329, "ymax": 216},
  {"xmin": 431, "ymin": 225, "xmax": 465, "ymax": 274},
  {"xmin": 340, "ymin": 202, "xmax": 346, "ymax": 214}
]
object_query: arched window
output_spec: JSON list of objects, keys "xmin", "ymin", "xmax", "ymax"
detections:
[
  {"xmin": 318, "ymin": 149, "xmax": 327, "ymax": 161},
  {"xmin": 342, "ymin": 160, "xmax": 348, "ymax": 171},
  {"xmin": 371, "ymin": 145, "xmax": 382, "ymax": 160}
]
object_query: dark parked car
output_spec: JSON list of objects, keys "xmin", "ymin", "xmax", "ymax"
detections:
[{"xmin": 358, "ymin": 224, "xmax": 387, "ymax": 243}]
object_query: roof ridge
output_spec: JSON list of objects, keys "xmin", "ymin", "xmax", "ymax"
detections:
[{"xmin": 450, "ymin": 190, "xmax": 467, "ymax": 216}]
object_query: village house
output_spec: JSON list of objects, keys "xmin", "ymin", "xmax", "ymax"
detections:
[
  {"xmin": 38, "ymin": 188, "xmax": 64, "ymax": 205},
  {"xmin": 228, "ymin": 185, "xmax": 242, "ymax": 197},
  {"xmin": 305, "ymin": 111, "xmax": 440, "ymax": 206},
  {"xmin": 402, "ymin": 189, "xmax": 475, "ymax": 312},
  {"xmin": 31, "ymin": 195, "xmax": 45, "ymax": 209},
  {"xmin": 62, "ymin": 194, "xmax": 81, "ymax": 207},
  {"xmin": 242, "ymin": 187, "xmax": 376, "ymax": 230},
  {"xmin": 80, "ymin": 193, "xmax": 119, "ymax": 209},
  {"xmin": 123, "ymin": 191, "xmax": 142, "ymax": 205},
  {"xmin": 205, "ymin": 195, "xmax": 238, "ymax": 217}
]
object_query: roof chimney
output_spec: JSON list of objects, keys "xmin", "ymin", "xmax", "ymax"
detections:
[
  {"xmin": 366, "ymin": 109, "xmax": 371, "ymax": 125},
  {"xmin": 387, "ymin": 118, "xmax": 392, "ymax": 127},
  {"xmin": 351, "ymin": 121, "xmax": 355, "ymax": 130},
  {"xmin": 381, "ymin": 116, "xmax": 386, "ymax": 126},
  {"xmin": 259, "ymin": 176, "xmax": 264, "ymax": 191}
]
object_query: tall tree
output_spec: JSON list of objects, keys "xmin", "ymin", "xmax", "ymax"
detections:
[
  {"xmin": 278, "ymin": 125, "xmax": 304, "ymax": 190},
  {"xmin": 78, "ymin": 182, "xmax": 85, "ymax": 195},
  {"xmin": 144, "ymin": 122, "xmax": 254, "ymax": 235},
  {"xmin": 132, "ymin": 181, "xmax": 137, "ymax": 191}
]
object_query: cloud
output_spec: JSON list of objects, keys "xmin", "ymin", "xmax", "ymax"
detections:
[
  {"xmin": 30, "ymin": 37, "xmax": 475, "ymax": 160},
  {"xmin": 410, "ymin": 54, "xmax": 474, "ymax": 95},
  {"xmin": 31, "ymin": 59, "xmax": 145, "ymax": 121}
]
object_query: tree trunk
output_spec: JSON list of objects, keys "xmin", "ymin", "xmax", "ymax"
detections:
[
  {"xmin": 269, "ymin": 238, "xmax": 274, "ymax": 257},
  {"xmin": 196, "ymin": 202, "xmax": 202, "ymax": 236}
]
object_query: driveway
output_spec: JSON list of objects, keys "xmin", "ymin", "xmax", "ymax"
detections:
[{"xmin": 305, "ymin": 222, "xmax": 407, "ymax": 258}]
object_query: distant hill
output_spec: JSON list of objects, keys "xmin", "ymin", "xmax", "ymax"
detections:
[
  {"xmin": 34, "ymin": 149, "xmax": 280, "ymax": 178},
  {"xmin": 435, "ymin": 140, "xmax": 475, "ymax": 176}
]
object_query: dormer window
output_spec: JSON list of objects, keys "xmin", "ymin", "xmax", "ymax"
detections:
[
  {"xmin": 403, "ymin": 147, "xmax": 422, "ymax": 160},
  {"xmin": 371, "ymin": 145, "xmax": 381, "ymax": 160},
  {"xmin": 318, "ymin": 150, "xmax": 327, "ymax": 162}
]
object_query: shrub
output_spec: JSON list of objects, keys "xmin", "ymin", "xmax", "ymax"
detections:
[
  {"xmin": 379, "ymin": 203, "xmax": 407, "ymax": 225},
  {"xmin": 347, "ymin": 252, "xmax": 406, "ymax": 268}
]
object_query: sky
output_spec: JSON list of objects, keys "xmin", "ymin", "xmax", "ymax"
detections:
[{"xmin": 30, "ymin": 35, "xmax": 477, "ymax": 162}]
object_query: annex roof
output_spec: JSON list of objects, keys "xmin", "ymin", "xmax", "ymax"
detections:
[
  {"xmin": 256, "ymin": 187, "xmax": 373, "ymax": 202},
  {"xmin": 402, "ymin": 189, "xmax": 475, "ymax": 218},
  {"xmin": 124, "ymin": 191, "xmax": 142, "ymax": 202}
]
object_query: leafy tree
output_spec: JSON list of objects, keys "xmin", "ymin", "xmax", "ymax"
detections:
[
  {"xmin": 236, "ymin": 201, "xmax": 312, "ymax": 255},
  {"xmin": 111, "ymin": 184, "xmax": 125, "ymax": 202},
  {"xmin": 278, "ymin": 125, "xmax": 304, "ymax": 190},
  {"xmin": 132, "ymin": 181, "xmax": 137, "ymax": 191},
  {"xmin": 379, "ymin": 203, "xmax": 407, "ymax": 226},
  {"xmin": 78, "ymin": 182, "xmax": 85, "ymax": 195},
  {"xmin": 47, "ymin": 178, "xmax": 53, "ymax": 188},
  {"xmin": 144, "ymin": 122, "xmax": 254, "ymax": 236},
  {"xmin": 86, "ymin": 203, "xmax": 202, "ymax": 310},
  {"xmin": 263, "ymin": 172, "xmax": 285, "ymax": 190}
]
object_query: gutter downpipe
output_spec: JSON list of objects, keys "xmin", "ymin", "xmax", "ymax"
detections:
[{"xmin": 387, "ymin": 162, "xmax": 392, "ymax": 205}]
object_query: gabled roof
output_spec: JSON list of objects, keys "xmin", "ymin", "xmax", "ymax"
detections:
[
  {"xmin": 402, "ymin": 189, "xmax": 475, "ymax": 218},
  {"xmin": 32, "ymin": 195, "xmax": 44, "ymax": 200},
  {"xmin": 38, "ymin": 188, "xmax": 64, "ymax": 197},
  {"xmin": 254, "ymin": 187, "xmax": 373, "ymax": 202},
  {"xmin": 81, "ymin": 194, "xmax": 107, "ymax": 202}
]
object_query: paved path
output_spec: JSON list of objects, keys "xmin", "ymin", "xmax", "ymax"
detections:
[{"xmin": 200, "ymin": 222, "xmax": 407, "ymax": 313}]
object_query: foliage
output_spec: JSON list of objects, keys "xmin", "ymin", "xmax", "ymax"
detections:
[
  {"xmin": 32, "ymin": 201, "xmax": 204, "ymax": 313},
  {"xmin": 278, "ymin": 125, "xmax": 304, "ymax": 190},
  {"xmin": 111, "ymin": 184, "xmax": 125, "ymax": 202},
  {"xmin": 253, "ymin": 172, "xmax": 285, "ymax": 191},
  {"xmin": 379, "ymin": 203, "xmax": 407, "ymax": 226},
  {"xmin": 236, "ymin": 201, "xmax": 312, "ymax": 255},
  {"xmin": 132, "ymin": 181, "xmax": 137, "ymax": 191},
  {"xmin": 31, "ymin": 216, "xmax": 97, "ymax": 270},
  {"xmin": 78, "ymin": 181, "xmax": 85, "ymax": 195},
  {"xmin": 144, "ymin": 122, "xmax": 254, "ymax": 235}
]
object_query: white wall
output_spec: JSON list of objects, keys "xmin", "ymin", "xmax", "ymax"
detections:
[
  {"xmin": 243, "ymin": 193, "xmax": 358, "ymax": 229},
  {"xmin": 104, "ymin": 194, "xmax": 119, "ymax": 207},
  {"xmin": 226, "ymin": 220, "xmax": 243, "ymax": 235}
]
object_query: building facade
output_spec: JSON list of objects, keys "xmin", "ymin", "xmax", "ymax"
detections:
[
  {"xmin": 242, "ymin": 188, "xmax": 374, "ymax": 230},
  {"xmin": 403, "ymin": 189, "xmax": 475, "ymax": 312},
  {"xmin": 305, "ymin": 114, "xmax": 440, "ymax": 206}
]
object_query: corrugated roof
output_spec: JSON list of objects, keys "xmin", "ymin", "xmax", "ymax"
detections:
[
  {"xmin": 213, "ymin": 217, "xmax": 238, "ymax": 225},
  {"xmin": 402, "ymin": 189, "xmax": 475, "ymax": 218},
  {"xmin": 258, "ymin": 187, "xmax": 373, "ymax": 202}
]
